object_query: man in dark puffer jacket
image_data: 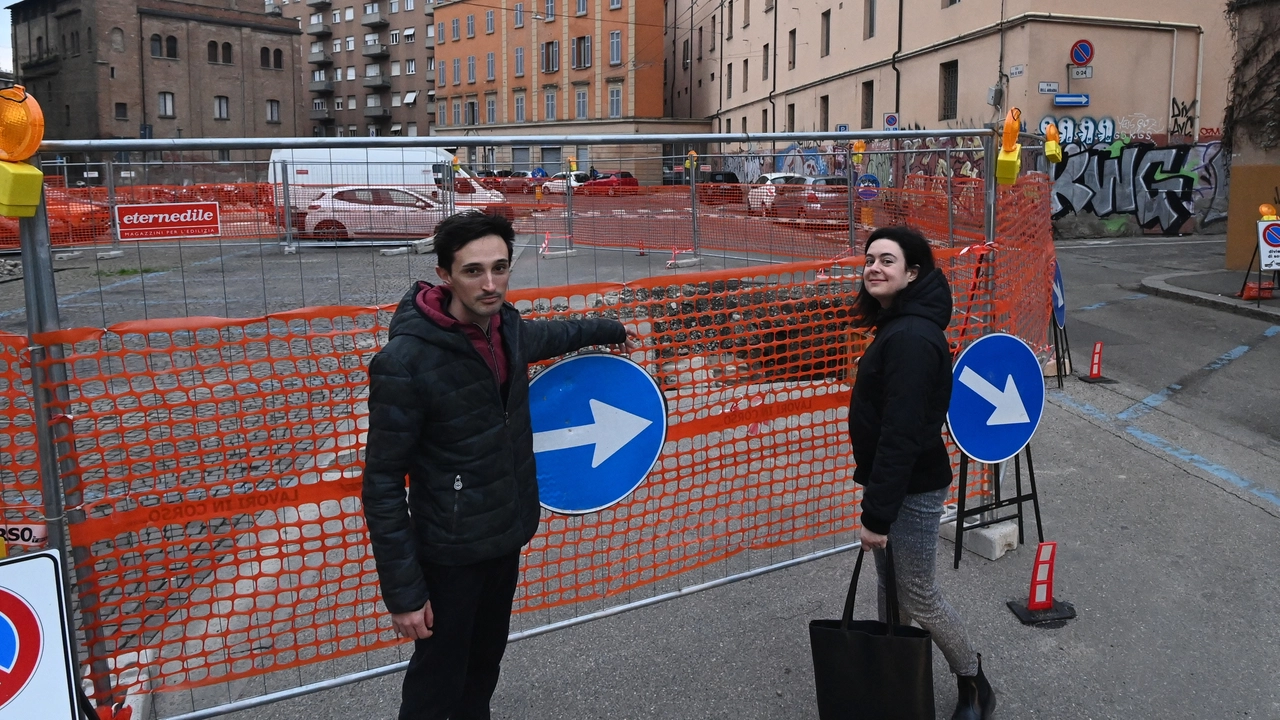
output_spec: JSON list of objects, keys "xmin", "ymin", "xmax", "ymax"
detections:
[{"xmin": 362, "ymin": 211, "xmax": 632, "ymax": 720}]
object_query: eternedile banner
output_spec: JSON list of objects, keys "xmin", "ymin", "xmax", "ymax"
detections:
[{"xmin": 113, "ymin": 201, "xmax": 221, "ymax": 239}]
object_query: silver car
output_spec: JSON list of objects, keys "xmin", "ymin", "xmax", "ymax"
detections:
[{"xmin": 302, "ymin": 186, "xmax": 446, "ymax": 239}]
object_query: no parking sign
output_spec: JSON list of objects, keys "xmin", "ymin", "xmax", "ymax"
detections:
[
  {"xmin": 0, "ymin": 551, "xmax": 78, "ymax": 719},
  {"xmin": 1258, "ymin": 221, "xmax": 1280, "ymax": 270}
]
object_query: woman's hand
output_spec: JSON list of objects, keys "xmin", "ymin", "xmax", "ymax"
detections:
[{"xmin": 860, "ymin": 527, "xmax": 889, "ymax": 550}]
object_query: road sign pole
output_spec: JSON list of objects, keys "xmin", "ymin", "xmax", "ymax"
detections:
[
  {"xmin": 945, "ymin": 147, "xmax": 954, "ymax": 247},
  {"xmin": 690, "ymin": 166, "xmax": 700, "ymax": 259},
  {"xmin": 846, "ymin": 145, "xmax": 856, "ymax": 252}
]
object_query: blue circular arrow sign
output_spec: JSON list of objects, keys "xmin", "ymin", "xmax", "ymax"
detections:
[
  {"xmin": 1052, "ymin": 261, "xmax": 1067, "ymax": 329},
  {"xmin": 529, "ymin": 354, "xmax": 667, "ymax": 514},
  {"xmin": 947, "ymin": 333, "xmax": 1046, "ymax": 464},
  {"xmin": 856, "ymin": 173, "xmax": 881, "ymax": 200}
]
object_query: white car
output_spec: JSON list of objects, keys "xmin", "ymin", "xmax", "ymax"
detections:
[
  {"xmin": 542, "ymin": 171, "xmax": 591, "ymax": 194},
  {"xmin": 746, "ymin": 173, "xmax": 809, "ymax": 215},
  {"xmin": 302, "ymin": 186, "xmax": 446, "ymax": 239}
]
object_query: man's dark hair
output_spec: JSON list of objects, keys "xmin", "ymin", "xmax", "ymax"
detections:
[
  {"xmin": 433, "ymin": 210, "xmax": 515, "ymax": 272},
  {"xmin": 851, "ymin": 226, "xmax": 938, "ymax": 328}
]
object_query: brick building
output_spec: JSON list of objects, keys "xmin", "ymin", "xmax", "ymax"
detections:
[
  {"xmin": 10, "ymin": 0, "xmax": 306, "ymax": 141},
  {"xmin": 277, "ymin": 0, "xmax": 438, "ymax": 136}
]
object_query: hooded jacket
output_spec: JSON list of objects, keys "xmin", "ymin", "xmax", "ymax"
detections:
[
  {"xmin": 361, "ymin": 282, "xmax": 627, "ymax": 614},
  {"xmin": 848, "ymin": 268, "xmax": 955, "ymax": 535}
]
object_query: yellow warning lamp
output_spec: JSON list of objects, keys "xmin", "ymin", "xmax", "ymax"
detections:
[
  {"xmin": 853, "ymin": 139, "xmax": 866, "ymax": 164},
  {"xmin": 1260, "ymin": 204, "xmax": 1278, "ymax": 221},
  {"xmin": 994, "ymin": 107, "xmax": 1023, "ymax": 186},
  {"xmin": 0, "ymin": 85, "xmax": 45, "ymax": 218},
  {"xmin": 1043, "ymin": 123, "xmax": 1063, "ymax": 165},
  {"xmin": 567, "ymin": 156, "xmax": 577, "ymax": 172}
]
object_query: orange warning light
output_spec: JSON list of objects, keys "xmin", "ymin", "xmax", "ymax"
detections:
[
  {"xmin": 1260, "ymin": 204, "xmax": 1277, "ymax": 220},
  {"xmin": 1001, "ymin": 107, "xmax": 1021, "ymax": 153},
  {"xmin": 0, "ymin": 85, "xmax": 44, "ymax": 163}
]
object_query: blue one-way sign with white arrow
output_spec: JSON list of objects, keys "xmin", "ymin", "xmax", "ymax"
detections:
[
  {"xmin": 529, "ymin": 354, "xmax": 667, "ymax": 514},
  {"xmin": 1052, "ymin": 261, "xmax": 1067, "ymax": 329},
  {"xmin": 947, "ymin": 333, "xmax": 1045, "ymax": 464}
]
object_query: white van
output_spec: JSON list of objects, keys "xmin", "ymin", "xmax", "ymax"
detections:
[{"xmin": 267, "ymin": 147, "xmax": 509, "ymax": 230}]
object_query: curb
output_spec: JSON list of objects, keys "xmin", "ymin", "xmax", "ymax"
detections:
[{"xmin": 1139, "ymin": 271, "xmax": 1280, "ymax": 323}]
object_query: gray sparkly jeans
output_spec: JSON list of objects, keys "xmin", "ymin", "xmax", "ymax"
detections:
[{"xmin": 871, "ymin": 486, "xmax": 980, "ymax": 677}]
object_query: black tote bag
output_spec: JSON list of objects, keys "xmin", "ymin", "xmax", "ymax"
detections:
[{"xmin": 809, "ymin": 545, "xmax": 935, "ymax": 720}]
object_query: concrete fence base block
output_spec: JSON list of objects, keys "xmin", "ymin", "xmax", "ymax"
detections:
[
  {"xmin": 283, "ymin": 244, "xmax": 298, "ymax": 255},
  {"xmin": 540, "ymin": 249, "xmax": 578, "ymax": 259},
  {"xmin": 411, "ymin": 238, "xmax": 434, "ymax": 254},
  {"xmin": 54, "ymin": 251, "xmax": 83, "ymax": 261},
  {"xmin": 666, "ymin": 256, "xmax": 702, "ymax": 269},
  {"xmin": 939, "ymin": 517, "xmax": 1019, "ymax": 561},
  {"xmin": 96, "ymin": 250, "xmax": 125, "ymax": 260},
  {"xmin": 380, "ymin": 247, "xmax": 410, "ymax": 256}
]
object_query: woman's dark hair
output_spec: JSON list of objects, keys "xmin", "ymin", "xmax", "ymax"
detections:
[
  {"xmin": 433, "ymin": 210, "xmax": 515, "ymax": 273},
  {"xmin": 851, "ymin": 226, "xmax": 937, "ymax": 328}
]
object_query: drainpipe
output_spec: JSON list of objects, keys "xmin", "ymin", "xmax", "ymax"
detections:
[
  {"xmin": 689, "ymin": 0, "xmax": 695, "ymax": 119},
  {"xmin": 1193, "ymin": 30, "xmax": 1203, "ymax": 140},
  {"xmin": 767, "ymin": 0, "xmax": 778, "ymax": 134},
  {"xmin": 1167, "ymin": 29, "xmax": 1177, "ymax": 141},
  {"xmin": 892, "ymin": 0, "xmax": 903, "ymax": 113}
]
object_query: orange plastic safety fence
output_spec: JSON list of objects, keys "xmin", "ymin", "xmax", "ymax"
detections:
[{"xmin": 0, "ymin": 333, "xmax": 43, "ymax": 533}]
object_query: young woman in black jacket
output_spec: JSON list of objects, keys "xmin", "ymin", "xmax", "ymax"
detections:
[{"xmin": 848, "ymin": 227, "xmax": 996, "ymax": 720}]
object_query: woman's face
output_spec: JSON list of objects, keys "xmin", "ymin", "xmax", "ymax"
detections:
[{"xmin": 864, "ymin": 238, "xmax": 918, "ymax": 307}]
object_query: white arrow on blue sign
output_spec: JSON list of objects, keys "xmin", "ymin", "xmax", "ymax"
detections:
[
  {"xmin": 1053, "ymin": 94, "xmax": 1090, "ymax": 107},
  {"xmin": 947, "ymin": 333, "xmax": 1046, "ymax": 464},
  {"xmin": 529, "ymin": 354, "xmax": 667, "ymax": 514},
  {"xmin": 1052, "ymin": 261, "xmax": 1067, "ymax": 329}
]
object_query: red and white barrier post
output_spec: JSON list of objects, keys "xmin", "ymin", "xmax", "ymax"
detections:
[
  {"xmin": 1007, "ymin": 541, "xmax": 1076, "ymax": 624},
  {"xmin": 1079, "ymin": 340, "xmax": 1113, "ymax": 383}
]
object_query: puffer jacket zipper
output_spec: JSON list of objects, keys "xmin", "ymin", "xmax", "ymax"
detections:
[{"xmin": 476, "ymin": 321, "xmax": 511, "ymax": 417}]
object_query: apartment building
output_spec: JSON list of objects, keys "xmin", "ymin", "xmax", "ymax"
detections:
[
  {"xmin": 431, "ymin": 0, "xmax": 708, "ymax": 175},
  {"xmin": 11, "ymin": 0, "xmax": 305, "ymax": 141},
  {"xmin": 668, "ymin": 0, "xmax": 1231, "ymax": 146},
  {"xmin": 280, "ymin": 0, "xmax": 438, "ymax": 136}
]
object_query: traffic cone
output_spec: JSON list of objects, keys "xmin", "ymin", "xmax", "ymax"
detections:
[
  {"xmin": 1007, "ymin": 541, "xmax": 1076, "ymax": 624},
  {"xmin": 1078, "ymin": 341, "xmax": 1114, "ymax": 383}
]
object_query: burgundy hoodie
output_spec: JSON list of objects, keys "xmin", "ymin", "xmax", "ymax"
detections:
[{"xmin": 414, "ymin": 281, "xmax": 509, "ymax": 388}]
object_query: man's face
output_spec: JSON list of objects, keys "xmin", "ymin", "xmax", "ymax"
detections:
[{"xmin": 435, "ymin": 234, "xmax": 511, "ymax": 325}]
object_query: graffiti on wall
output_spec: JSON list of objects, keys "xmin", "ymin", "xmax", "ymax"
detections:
[
  {"xmin": 721, "ymin": 143, "xmax": 851, "ymax": 182},
  {"xmin": 1039, "ymin": 115, "xmax": 1118, "ymax": 145},
  {"xmin": 1170, "ymin": 98, "xmax": 1198, "ymax": 138},
  {"xmin": 1049, "ymin": 139, "xmax": 1228, "ymax": 234}
]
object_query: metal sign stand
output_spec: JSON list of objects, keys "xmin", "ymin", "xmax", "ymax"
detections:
[
  {"xmin": 952, "ymin": 444, "xmax": 1045, "ymax": 569},
  {"xmin": 1236, "ymin": 242, "xmax": 1279, "ymax": 309},
  {"xmin": 1050, "ymin": 311, "xmax": 1072, "ymax": 389}
]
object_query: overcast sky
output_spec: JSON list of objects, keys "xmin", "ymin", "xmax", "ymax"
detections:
[{"xmin": 1, "ymin": 10, "xmax": 11, "ymax": 73}]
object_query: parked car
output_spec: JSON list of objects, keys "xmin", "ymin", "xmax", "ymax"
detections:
[
  {"xmin": 301, "ymin": 186, "xmax": 447, "ymax": 239},
  {"xmin": 580, "ymin": 170, "xmax": 639, "ymax": 195},
  {"xmin": 542, "ymin": 171, "xmax": 591, "ymax": 194},
  {"xmin": 696, "ymin": 170, "xmax": 746, "ymax": 206},
  {"xmin": 771, "ymin": 176, "xmax": 851, "ymax": 220},
  {"xmin": 746, "ymin": 173, "xmax": 808, "ymax": 215},
  {"xmin": 498, "ymin": 170, "xmax": 546, "ymax": 194}
]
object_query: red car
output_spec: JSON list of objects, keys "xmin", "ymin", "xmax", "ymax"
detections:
[{"xmin": 580, "ymin": 170, "xmax": 639, "ymax": 196}]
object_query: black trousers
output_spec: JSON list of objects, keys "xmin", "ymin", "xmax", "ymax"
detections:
[{"xmin": 398, "ymin": 551, "xmax": 522, "ymax": 720}]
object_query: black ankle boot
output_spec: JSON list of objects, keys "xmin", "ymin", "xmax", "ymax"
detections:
[{"xmin": 951, "ymin": 654, "xmax": 996, "ymax": 720}]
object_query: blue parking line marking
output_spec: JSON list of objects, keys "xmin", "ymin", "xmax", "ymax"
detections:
[{"xmin": 1124, "ymin": 427, "xmax": 1280, "ymax": 511}]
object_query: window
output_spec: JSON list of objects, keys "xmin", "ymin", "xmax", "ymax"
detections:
[
  {"xmin": 390, "ymin": 0, "xmax": 398, "ymax": 11},
  {"xmin": 404, "ymin": 27, "xmax": 414, "ymax": 42},
  {"xmin": 762, "ymin": 43, "xmax": 768, "ymax": 79},
  {"xmin": 864, "ymin": 0, "xmax": 875, "ymax": 39},
  {"xmin": 365, "ymin": 63, "xmax": 379, "ymax": 77},
  {"xmin": 348, "ymin": 93, "xmax": 356, "ymax": 106},
  {"xmin": 544, "ymin": 0, "xmax": 555, "ymax": 20},
  {"xmin": 515, "ymin": 3, "xmax": 525, "ymax": 27},
  {"xmin": 437, "ymin": 22, "xmax": 445, "ymax": 44},
  {"xmin": 335, "ymin": 96, "xmax": 344, "ymax": 110},
  {"xmin": 861, "ymin": 79, "xmax": 874, "ymax": 128},
  {"xmin": 363, "ymin": 2, "xmax": 379, "ymax": 12},
  {"xmin": 345, "ymin": 7, "xmax": 355, "ymax": 20},
  {"xmin": 392, "ymin": 91, "xmax": 402, "ymax": 106},
  {"xmin": 390, "ymin": 30, "xmax": 400, "ymax": 44},
  {"xmin": 515, "ymin": 93, "xmax": 526, "ymax": 122},
  {"xmin": 158, "ymin": 91, "xmax": 175, "ymax": 117},
  {"xmin": 214, "ymin": 95, "xmax": 229, "ymax": 119},
  {"xmin": 611, "ymin": 0, "xmax": 622, "ymax": 8},
  {"xmin": 698, "ymin": 26, "xmax": 703, "ymax": 60},
  {"xmin": 453, "ymin": 100, "xmax": 461, "ymax": 125},
  {"xmin": 710, "ymin": 16, "xmax": 715, "ymax": 50},
  {"xmin": 165, "ymin": 35, "xmax": 178, "ymax": 58},
  {"xmin": 150, "ymin": 34, "xmax": 162, "ymax": 57},
  {"xmin": 347, "ymin": 66, "xmax": 356, "ymax": 79},
  {"xmin": 682, "ymin": 39, "xmax": 689, "ymax": 69},
  {"xmin": 223, "ymin": 42, "xmax": 233, "ymax": 64},
  {"xmin": 542, "ymin": 40, "xmax": 560, "ymax": 72},
  {"xmin": 486, "ymin": 52, "xmax": 495, "ymax": 80},
  {"xmin": 609, "ymin": 30, "xmax": 621, "ymax": 65},
  {"xmin": 332, "ymin": 9, "xmax": 341, "ymax": 22},
  {"xmin": 515, "ymin": 47, "xmax": 525, "ymax": 76},
  {"xmin": 821, "ymin": 10, "xmax": 830, "ymax": 55},
  {"xmin": 114, "ymin": 102, "xmax": 128, "ymax": 120},
  {"xmin": 347, "ymin": 36, "xmax": 355, "ymax": 50},
  {"xmin": 437, "ymin": 60, "xmax": 445, "ymax": 83},
  {"xmin": 786, "ymin": 103, "xmax": 794, "ymax": 131},
  {"xmin": 453, "ymin": 57, "xmax": 461, "ymax": 83},
  {"xmin": 486, "ymin": 96, "xmax": 496, "ymax": 122},
  {"xmin": 314, "ymin": 68, "xmax": 328, "ymax": 81},
  {"xmin": 726, "ymin": 62, "xmax": 732, "ymax": 99},
  {"xmin": 467, "ymin": 14, "xmax": 475, "ymax": 37},
  {"xmin": 333, "ymin": 38, "xmax": 342, "ymax": 52},
  {"xmin": 608, "ymin": 85, "xmax": 621, "ymax": 117},
  {"xmin": 274, "ymin": 48, "xmax": 283, "ymax": 68},
  {"xmin": 788, "ymin": 28, "xmax": 795, "ymax": 69},
  {"xmin": 437, "ymin": 101, "xmax": 447, "ymax": 125},
  {"xmin": 404, "ymin": 90, "xmax": 418, "ymax": 104},
  {"xmin": 267, "ymin": 99, "xmax": 281, "ymax": 123},
  {"xmin": 819, "ymin": 95, "xmax": 828, "ymax": 132},
  {"xmin": 312, "ymin": 40, "xmax": 323, "ymax": 53},
  {"xmin": 451, "ymin": 18, "xmax": 459, "ymax": 40},
  {"xmin": 486, "ymin": 10, "xmax": 495, "ymax": 33},
  {"xmin": 727, "ymin": 0, "xmax": 733, "ymax": 39},
  {"xmin": 406, "ymin": 57, "xmax": 415, "ymax": 73},
  {"xmin": 407, "ymin": 122, "xmax": 417, "ymax": 136},
  {"xmin": 742, "ymin": 58, "xmax": 748, "ymax": 92},
  {"xmin": 364, "ymin": 32, "xmax": 379, "ymax": 45},
  {"xmin": 544, "ymin": 89, "xmax": 556, "ymax": 120},
  {"xmin": 391, "ymin": 60, "xmax": 401, "ymax": 75},
  {"xmin": 576, "ymin": 88, "xmax": 587, "ymax": 118},
  {"xmin": 939, "ymin": 60, "xmax": 958, "ymax": 120},
  {"xmin": 406, "ymin": 0, "xmax": 415, "ymax": 10},
  {"xmin": 314, "ymin": 98, "xmax": 327, "ymax": 110},
  {"xmin": 111, "ymin": 27, "xmax": 125, "ymax": 52},
  {"xmin": 572, "ymin": 35, "xmax": 592, "ymax": 68},
  {"xmin": 208, "ymin": 41, "xmax": 219, "ymax": 63},
  {"xmin": 467, "ymin": 55, "xmax": 476, "ymax": 82},
  {"xmin": 367, "ymin": 93, "xmax": 381, "ymax": 107},
  {"xmin": 743, "ymin": 0, "xmax": 750, "ymax": 26}
]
